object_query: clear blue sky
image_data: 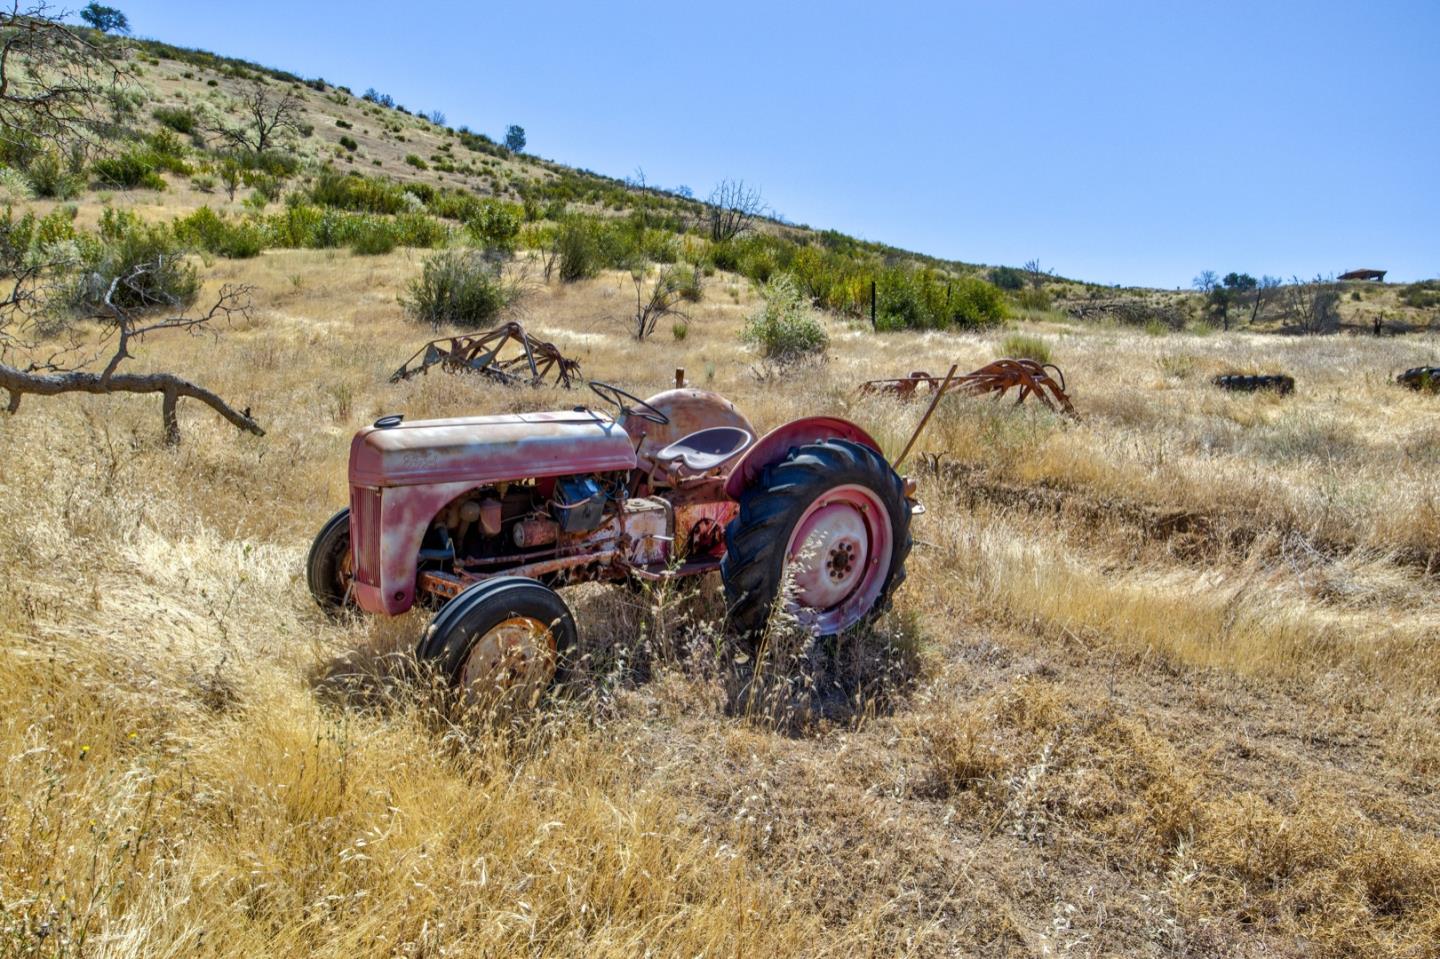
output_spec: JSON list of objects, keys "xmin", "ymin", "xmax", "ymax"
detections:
[{"xmin": 112, "ymin": 0, "xmax": 1438, "ymax": 287}]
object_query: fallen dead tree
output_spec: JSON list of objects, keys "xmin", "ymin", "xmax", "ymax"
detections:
[
  {"xmin": 389, "ymin": 321, "xmax": 581, "ymax": 387},
  {"xmin": 1, "ymin": 262, "xmax": 264, "ymax": 445}
]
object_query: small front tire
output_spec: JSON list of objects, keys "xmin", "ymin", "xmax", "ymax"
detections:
[
  {"xmin": 307, "ymin": 508, "xmax": 355, "ymax": 615},
  {"xmin": 417, "ymin": 577, "xmax": 578, "ymax": 708}
]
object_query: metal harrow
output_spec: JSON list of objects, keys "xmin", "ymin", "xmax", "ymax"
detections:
[
  {"xmin": 390, "ymin": 321, "xmax": 582, "ymax": 388},
  {"xmin": 860, "ymin": 358, "xmax": 1078, "ymax": 418}
]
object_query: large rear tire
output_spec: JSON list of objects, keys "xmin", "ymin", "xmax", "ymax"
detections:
[
  {"xmin": 307, "ymin": 508, "xmax": 355, "ymax": 615},
  {"xmin": 417, "ymin": 577, "xmax": 578, "ymax": 708},
  {"xmin": 721, "ymin": 438, "xmax": 911, "ymax": 638}
]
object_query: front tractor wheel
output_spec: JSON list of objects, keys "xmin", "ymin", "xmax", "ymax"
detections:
[
  {"xmin": 307, "ymin": 508, "xmax": 355, "ymax": 615},
  {"xmin": 417, "ymin": 577, "xmax": 577, "ymax": 709},
  {"xmin": 721, "ymin": 439, "xmax": 912, "ymax": 638}
]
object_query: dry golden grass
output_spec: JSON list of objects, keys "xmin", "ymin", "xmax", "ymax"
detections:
[{"xmin": 2, "ymin": 237, "xmax": 1439, "ymax": 956}]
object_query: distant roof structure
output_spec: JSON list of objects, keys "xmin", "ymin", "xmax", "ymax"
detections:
[{"xmin": 1338, "ymin": 268, "xmax": 1386, "ymax": 281}]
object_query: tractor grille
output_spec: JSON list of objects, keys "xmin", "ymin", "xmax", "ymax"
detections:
[{"xmin": 350, "ymin": 485, "xmax": 383, "ymax": 586}]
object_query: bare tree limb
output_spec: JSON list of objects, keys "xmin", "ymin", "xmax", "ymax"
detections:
[
  {"xmin": 0, "ymin": 364, "xmax": 264, "ymax": 438},
  {"xmin": 1281, "ymin": 275, "xmax": 1341, "ymax": 335},
  {"xmin": 1, "ymin": 263, "xmax": 264, "ymax": 444},
  {"xmin": 0, "ymin": 1, "xmax": 129, "ymax": 159},
  {"xmin": 629, "ymin": 264, "xmax": 693, "ymax": 340},
  {"xmin": 210, "ymin": 80, "xmax": 303, "ymax": 154},
  {"xmin": 706, "ymin": 179, "xmax": 764, "ymax": 243}
]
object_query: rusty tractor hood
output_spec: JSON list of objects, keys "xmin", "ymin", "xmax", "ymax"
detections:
[{"xmin": 349, "ymin": 410, "xmax": 637, "ymax": 487}]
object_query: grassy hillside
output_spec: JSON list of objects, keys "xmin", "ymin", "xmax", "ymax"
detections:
[
  {"xmin": 1, "ymin": 31, "xmax": 1429, "ymax": 334},
  {"xmin": 1, "ymin": 26, "xmax": 1439, "ymax": 959}
]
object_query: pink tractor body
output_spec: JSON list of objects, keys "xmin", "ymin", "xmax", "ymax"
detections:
[{"xmin": 308, "ymin": 383, "xmax": 915, "ymax": 704}]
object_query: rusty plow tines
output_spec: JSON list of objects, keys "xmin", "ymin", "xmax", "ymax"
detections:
[
  {"xmin": 860, "ymin": 357, "xmax": 1079, "ymax": 419},
  {"xmin": 389, "ymin": 321, "xmax": 582, "ymax": 388}
]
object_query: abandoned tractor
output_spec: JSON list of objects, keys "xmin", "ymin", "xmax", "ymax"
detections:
[{"xmin": 307, "ymin": 382, "xmax": 916, "ymax": 703}]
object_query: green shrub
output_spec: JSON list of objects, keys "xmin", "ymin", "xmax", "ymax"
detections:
[
  {"xmin": 237, "ymin": 151, "xmax": 300, "ymax": 177},
  {"xmin": 392, "ymin": 212, "xmax": 447, "ymax": 248},
  {"xmin": 70, "ymin": 211, "xmax": 198, "ymax": 311},
  {"xmin": 951, "ymin": 277, "xmax": 1008, "ymax": 327},
  {"xmin": 1016, "ymin": 286, "xmax": 1051, "ymax": 311},
  {"xmin": 988, "ymin": 266, "xmax": 1026, "ymax": 291},
  {"xmin": 742, "ymin": 274, "xmax": 828, "ymax": 362},
  {"xmin": 264, "ymin": 204, "xmax": 327, "ymax": 247},
  {"xmin": 240, "ymin": 169, "xmax": 282, "ymax": 202},
  {"xmin": 0, "ymin": 165, "xmax": 34, "ymax": 200},
  {"xmin": 464, "ymin": 199, "xmax": 522, "ymax": 251},
  {"xmin": 335, "ymin": 118, "xmax": 352, "ymax": 129},
  {"xmin": 308, "ymin": 168, "xmax": 407, "ymax": 214},
  {"xmin": 172, "ymin": 206, "xmax": 265, "ymax": 258},
  {"xmin": 1000, "ymin": 332, "xmax": 1051, "ymax": 363},
  {"xmin": 32, "ymin": 205, "xmax": 78, "ymax": 251},
  {"xmin": 403, "ymin": 181, "xmax": 436, "ymax": 206},
  {"xmin": 27, "ymin": 152, "xmax": 80, "ymax": 199},
  {"xmin": 401, "ymin": 249, "xmax": 518, "ymax": 328},
  {"xmin": 556, "ymin": 216, "xmax": 603, "ymax": 282},
  {"xmin": 339, "ymin": 135, "xmax": 358, "ymax": 151},
  {"xmin": 0, "ymin": 131, "xmax": 41, "ymax": 170},
  {"xmin": 404, "ymin": 153, "xmax": 428, "ymax": 170},
  {"xmin": 140, "ymin": 130, "xmax": 192, "ymax": 174},
  {"xmin": 91, "ymin": 150, "xmax": 166, "ymax": 190},
  {"xmin": 677, "ymin": 265, "xmax": 703, "ymax": 302},
  {"xmin": 348, "ymin": 217, "xmax": 398, "ymax": 255},
  {"xmin": 1400, "ymin": 281, "xmax": 1440, "ymax": 310},
  {"xmin": 875, "ymin": 268, "xmax": 1006, "ymax": 331},
  {"xmin": 152, "ymin": 106, "xmax": 198, "ymax": 135},
  {"xmin": 218, "ymin": 219, "xmax": 265, "ymax": 257}
]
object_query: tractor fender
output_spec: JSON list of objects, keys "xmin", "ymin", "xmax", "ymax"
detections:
[
  {"xmin": 351, "ymin": 480, "xmax": 476, "ymax": 616},
  {"xmin": 723, "ymin": 416, "xmax": 884, "ymax": 500}
]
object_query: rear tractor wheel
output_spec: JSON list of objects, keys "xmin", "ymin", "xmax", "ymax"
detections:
[{"xmin": 721, "ymin": 438, "xmax": 912, "ymax": 638}]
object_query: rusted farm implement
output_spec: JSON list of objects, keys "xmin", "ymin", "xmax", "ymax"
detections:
[
  {"xmin": 860, "ymin": 358, "xmax": 1078, "ymax": 418},
  {"xmin": 1212, "ymin": 373, "xmax": 1295, "ymax": 395},
  {"xmin": 390, "ymin": 321, "xmax": 582, "ymax": 388},
  {"xmin": 1398, "ymin": 367, "xmax": 1440, "ymax": 392}
]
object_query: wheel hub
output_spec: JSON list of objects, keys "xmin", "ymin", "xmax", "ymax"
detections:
[
  {"xmin": 826, "ymin": 541, "xmax": 856, "ymax": 580},
  {"xmin": 460, "ymin": 616, "xmax": 557, "ymax": 704},
  {"xmin": 784, "ymin": 486, "xmax": 891, "ymax": 630}
]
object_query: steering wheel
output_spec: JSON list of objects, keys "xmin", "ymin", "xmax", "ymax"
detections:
[{"xmin": 588, "ymin": 381, "xmax": 669, "ymax": 425}]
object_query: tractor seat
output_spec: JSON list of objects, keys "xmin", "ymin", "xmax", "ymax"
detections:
[{"xmin": 655, "ymin": 426, "xmax": 754, "ymax": 475}]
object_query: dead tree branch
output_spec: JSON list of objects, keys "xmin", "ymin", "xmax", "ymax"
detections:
[
  {"xmin": 1, "ymin": 264, "xmax": 264, "ymax": 444},
  {"xmin": 630, "ymin": 264, "xmax": 693, "ymax": 340},
  {"xmin": 1281, "ymin": 275, "xmax": 1341, "ymax": 335},
  {"xmin": 1, "ymin": 365, "xmax": 264, "ymax": 440},
  {"xmin": 706, "ymin": 179, "xmax": 764, "ymax": 243},
  {"xmin": 0, "ymin": 2, "xmax": 128, "ymax": 158},
  {"xmin": 212, "ymin": 80, "xmax": 303, "ymax": 154}
]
